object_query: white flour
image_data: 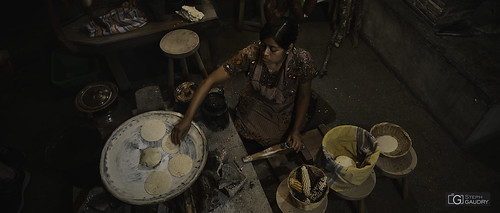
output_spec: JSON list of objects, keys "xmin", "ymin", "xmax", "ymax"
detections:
[
  {"xmin": 335, "ymin": 155, "xmax": 355, "ymax": 168},
  {"xmin": 377, "ymin": 135, "xmax": 398, "ymax": 153}
]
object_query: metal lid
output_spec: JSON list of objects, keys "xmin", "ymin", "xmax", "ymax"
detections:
[{"xmin": 75, "ymin": 81, "xmax": 118, "ymax": 113}]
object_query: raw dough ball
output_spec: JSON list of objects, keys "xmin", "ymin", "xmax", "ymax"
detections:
[
  {"xmin": 141, "ymin": 119, "xmax": 166, "ymax": 142},
  {"xmin": 144, "ymin": 171, "xmax": 172, "ymax": 195},
  {"xmin": 168, "ymin": 154, "xmax": 193, "ymax": 177},
  {"xmin": 335, "ymin": 155, "xmax": 355, "ymax": 168},
  {"xmin": 162, "ymin": 133, "xmax": 180, "ymax": 154},
  {"xmin": 139, "ymin": 147, "xmax": 162, "ymax": 168},
  {"xmin": 377, "ymin": 135, "xmax": 398, "ymax": 153}
]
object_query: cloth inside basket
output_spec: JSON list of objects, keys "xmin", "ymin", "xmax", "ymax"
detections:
[{"xmin": 320, "ymin": 125, "xmax": 380, "ymax": 192}]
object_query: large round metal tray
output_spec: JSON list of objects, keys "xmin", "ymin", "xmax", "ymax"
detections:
[{"xmin": 100, "ymin": 111, "xmax": 207, "ymax": 205}]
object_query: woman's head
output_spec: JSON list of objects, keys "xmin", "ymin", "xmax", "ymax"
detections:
[{"xmin": 259, "ymin": 18, "xmax": 298, "ymax": 50}]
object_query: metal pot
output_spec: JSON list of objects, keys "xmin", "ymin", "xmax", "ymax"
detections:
[
  {"xmin": 75, "ymin": 81, "xmax": 132, "ymax": 139},
  {"xmin": 201, "ymin": 88, "xmax": 229, "ymax": 131}
]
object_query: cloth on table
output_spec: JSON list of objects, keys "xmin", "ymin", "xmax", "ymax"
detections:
[
  {"xmin": 175, "ymin": 5, "xmax": 205, "ymax": 22},
  {"xmin": 86, "ymin": 1, "xmax": 147, "ymax": 38}
]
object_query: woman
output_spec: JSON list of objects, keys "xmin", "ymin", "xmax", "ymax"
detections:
[{"xmin": 171, "ymin": 18, "xmax": 318, "ymax": 152}]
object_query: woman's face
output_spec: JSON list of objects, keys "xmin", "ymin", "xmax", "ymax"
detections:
[{"xmin": 260, "ymin": 37, "xmax": 286, "ymax": 65}]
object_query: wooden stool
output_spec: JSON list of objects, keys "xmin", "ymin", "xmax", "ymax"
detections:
[
  {"xmin": 238, "ymin": 0, "xmax": 266, "ymax": 28},
  {"xmin": 376, "ymin": 147, "xmax": 417, "ymax": 199},
  {"xmin": 330, "ymin": 171, "xmax": 376, "ymax": 213},
  {"xmin": 160, "ymin": 29, "xmax": 208, "ymax": 99}
]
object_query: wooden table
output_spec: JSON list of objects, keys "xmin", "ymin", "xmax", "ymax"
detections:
[
  {"xmin": 62, "ymin": 0, "xmax": 218, "ymax": 47},
  {"xmin": 61, "ymin": 0, "xmax": 219, "ymax": 91}
]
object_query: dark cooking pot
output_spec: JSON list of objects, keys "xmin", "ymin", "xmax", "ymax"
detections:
[
  {"xmin": 201, "ymin": 88, "xmax": 229, "ymax": 131},
  {"xmin": 75, "ymin": 81, "xmax": 132, "ymax": 139}
]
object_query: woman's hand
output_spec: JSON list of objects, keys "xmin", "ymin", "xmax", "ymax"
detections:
[
  {"xmin": 170, "ymin": 66, "xmax": 231, "ymax": 145},
  {"xmin": 287, "ymin": 130, "xmax": 303, "ymax": 153},
  {"xmin": 171, "ymin": 118, "xmax": 191, "ymax": 145}
]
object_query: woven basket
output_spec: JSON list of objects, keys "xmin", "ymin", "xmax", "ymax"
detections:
[
  {"xmin": 287, "ymin": 165, "xmax": 329, "ymax": 210},
  {"xmin": 370, "ymin": 122, "xmax": 412, "ymax": 158}
]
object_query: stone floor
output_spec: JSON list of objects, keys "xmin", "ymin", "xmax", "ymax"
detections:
[{"xmin": 1, "ymin": 1, "xmax": 499, "ymax": 213}]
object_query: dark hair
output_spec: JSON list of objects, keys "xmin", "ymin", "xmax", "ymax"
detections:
[{"xmin": 259, "ymin": 18, "xmax": 299, "ymax": 49}]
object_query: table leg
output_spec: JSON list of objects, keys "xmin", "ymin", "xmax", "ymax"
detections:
[
  {"xmin": 359, "ymin": 198, "xmax": 365, "ymax": 213},
  {"xmin": 238, "ymin": 0, "xmax": 245, "ymax": 26},
  {"xmin": 105, "ymin": 54, "xmax": 130, "ymax": 91},
  {"xmin": 259, "ymin": 0, "xmax": 266, "ymax": 25},
  {"xmin": 180, "ymin": 58, "xmax": 190, "ymax": 80},
  {"xmin": 194, "ymin": 51, "xmax": 208, "ymax": 78},
  {"xmin": 402, "ymin": 176, "xmax": 408, "ymax": 199}
]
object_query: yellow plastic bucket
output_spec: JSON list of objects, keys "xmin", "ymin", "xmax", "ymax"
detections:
[{"xmin": 319, "ymin": 125, "xmax": 380, "ymax": 192}]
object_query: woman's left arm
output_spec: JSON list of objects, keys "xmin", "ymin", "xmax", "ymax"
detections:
[{"xmin": 287, "ymin": 80, "xmax": 312, "ymax": 152}]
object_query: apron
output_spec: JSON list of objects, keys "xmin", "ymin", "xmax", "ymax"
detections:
[{"xmin": 234, "ymin": 54, "xmax": 299, "ymax": 147}]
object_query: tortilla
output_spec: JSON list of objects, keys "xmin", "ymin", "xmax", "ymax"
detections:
[
  {"xmin": 141, "ymin": 119, "xmax": 166, "ymax": 142},
  {"xmin": 139, "ymin": 147, "xmax": 162, "ymax": 168},
  {"xmin": 162, "ymin": 133, "xmax": 180, "ymax": 154},
  {"xmin": 144, "ymin": 171, "xmax": 171, "ymax": 195},
  {"xmin": 377, "ymin": 135, "xmax": 398, "ymax": 153},
  {"xmin": 168, "ymin": 154, "xmax": 193, "ymax": 177},
  {"xmin": 335, "ymin": 155, "xmax": 355, "ymax": 168}
]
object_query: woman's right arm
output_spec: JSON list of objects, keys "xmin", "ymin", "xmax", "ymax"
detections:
[{"xmin": 171, "ymin": 66, "xmax": 230, "ymax": 144}]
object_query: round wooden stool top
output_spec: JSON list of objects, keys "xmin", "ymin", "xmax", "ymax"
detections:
[
  {"xmin": 160, "ymin": 29, "xmax": 200, "ymax": 58},
  {"xmin": 376, "ymin": 147, "xmax": 417, "ymax": 179},
  {"xmin": 276, "ymin": 179, "xmax": 328, "ymax": 213},
  {"xmin": 333, "ymin": 171, "xmax": 376, "ymax": 201}
]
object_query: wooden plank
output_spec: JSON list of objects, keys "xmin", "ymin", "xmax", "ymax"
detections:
[
  {"xmin": 301, "ymin": 128, "xmax": 323, "ymax": 163},
  {"xmin": 426, "ymin": 0, "xmax": 444, "ymax": 17},
  {"xmin": 432, "ymin": 0, "xmax": 447, "ymax": 8},
  {"xmin": 318, "ymin": 124, "xmax": 330, "ymax": 136},
  {"xmin": 415, "ymin": 0, "xmax": 438, "ymax": 24}
]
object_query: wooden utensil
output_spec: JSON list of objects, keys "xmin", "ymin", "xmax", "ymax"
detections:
[{"xmin": 242, "ymin": 142, "xmax": 305, "ymax": 163}]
